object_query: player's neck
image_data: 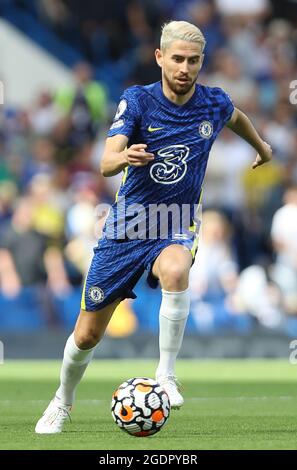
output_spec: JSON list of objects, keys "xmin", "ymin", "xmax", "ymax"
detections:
[{"xmin": 162, "ymin": 82, "xmax": 196, "ymax": 106}]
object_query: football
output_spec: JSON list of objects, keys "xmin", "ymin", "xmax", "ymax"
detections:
[{"xmin": 111, "ymin": 377, "xmax": 170, "ymax": 437}]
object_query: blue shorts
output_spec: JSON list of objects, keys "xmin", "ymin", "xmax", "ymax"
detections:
[{"xmin": 81, "ymin": 236, "xmax": 198, "ymax": 312}]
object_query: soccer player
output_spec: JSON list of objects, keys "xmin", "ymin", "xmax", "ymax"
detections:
[{"xmin": 35, "ymin": 20, "xmax": 272, "ymax": 433}]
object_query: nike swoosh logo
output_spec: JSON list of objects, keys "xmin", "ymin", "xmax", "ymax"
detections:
[{"xmin": 148, "ymin": 125, "xmax": 164, "ymax": 132}]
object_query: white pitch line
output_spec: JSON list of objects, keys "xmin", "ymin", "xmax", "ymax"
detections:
[
  {"xmin": 187, "ymin": 396, "xmax": 295, "ymax": 401},
  {"xmin": 0, "ymin": 396, "xmax": 295, "ymax": 405},
  {"xmin": 0, "ymin": 399, "xmax": 107, "ymax": 405}
]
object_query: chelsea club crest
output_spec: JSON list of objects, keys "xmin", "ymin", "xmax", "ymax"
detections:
[
  {"xmin": 199, "ymin": 121, "xmax": 213, "ymax": 139},
  {"xmin": 88, "ymin": 286, "xmax": 104, "ymax": 303}
]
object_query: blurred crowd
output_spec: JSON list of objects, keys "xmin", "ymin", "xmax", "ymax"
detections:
[{"xmin": 0, "ymin": 0, "xmax": 297, "ymax": 334}]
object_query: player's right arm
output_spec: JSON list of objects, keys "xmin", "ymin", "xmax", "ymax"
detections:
[
  {"xmin": 100, "ymin": 134, "xmax": 154, "ymax": 177},
  {"xmin": 101, "ymin": 87, "xmax": 154, "ymax": 176},
  {"xmin": 227, "ymin": 107, "xmax": 272, "ymax": 169}
]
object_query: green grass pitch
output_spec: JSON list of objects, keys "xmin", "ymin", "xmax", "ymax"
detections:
[{"xmin": 1, "ymin": 359, "xmax": 297, "ymax": 450}]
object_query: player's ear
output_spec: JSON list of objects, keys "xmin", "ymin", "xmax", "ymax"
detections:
[{"xmin": 155, "ymin": 49, "xmax": 163, "ymax": 68}]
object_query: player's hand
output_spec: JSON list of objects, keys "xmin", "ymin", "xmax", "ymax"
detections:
[
  {"xmin": 124, "ymin": 144, "xmax": 154, "ymax": 167},
  {"xmin": 252, "ymin": 141, "xmax": 272, "ymax": 169}
]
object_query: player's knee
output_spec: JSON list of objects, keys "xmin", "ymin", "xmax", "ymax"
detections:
[
  {"xmin": 75, "ymin": 329, "xmax": 102, "ymax": 349},
  {"xmin": 159, "ymin": 263, "xmax": 188, "ymax": 291}
]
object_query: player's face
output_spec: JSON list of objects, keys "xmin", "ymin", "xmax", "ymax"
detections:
[{"xmin": 156, "ymin": 40, "xmax": 204, "ymax": 96}]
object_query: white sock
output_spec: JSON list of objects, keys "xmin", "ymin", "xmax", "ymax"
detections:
[
  {"xmin": 55, "ymin": 332, "xmax": 96, "ymax": 406},
  {"xmin": 156, "ymin": 288, "xmax": 190, "ymax": 379}
]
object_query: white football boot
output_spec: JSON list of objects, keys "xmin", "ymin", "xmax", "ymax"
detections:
[
  {"xmin": 35, "ymin": 398, "xmax": 72, "ymax": 434},
  {"xmin": 157, "ymin": 375, "xmax": 184, "ymax": 409}
]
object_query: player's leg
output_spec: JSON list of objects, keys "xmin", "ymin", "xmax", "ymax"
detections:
[
  {"xmin": 152, "ymin": 244, "xmax": 192, "ymax": 408},
  {"xmin": 35, "ymin": 299, "xmax": 120, "ymax": 434},
  {"xmin": 35, "ymin": 232, "xmax": 148, "ymax": 433},
  {"xmin": 56, "ymin": 299, "xmax": 121, "ymax": 406}
]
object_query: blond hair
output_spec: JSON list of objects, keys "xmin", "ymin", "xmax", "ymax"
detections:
[{"xmin": 160, "ymin": 21, "xmax": 206, "ymax": 51}]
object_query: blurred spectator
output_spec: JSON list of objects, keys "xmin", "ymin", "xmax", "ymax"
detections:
[
  {"xmin": 206, "ymin": 50, "xmax": 258, "ymax": 108},
  {"xmin": 64, "ymin": 177, "xmax": 98, "ymax": 274},
  {"xmin": 189, "ymin": 210, "xmax": 240, "ymax": 331},
  {"xmin": 231, "ymin": 264, "xmax": 283, "ymax": 328},
  {"xmin": 215, "ymin": 0, "xmax": 271, "ymax": 20},
  {"xmin": 190, "ymin": 210, "xmax": 238, "ymax": 301},
  {"xmin": 242, "ymin": 155, "xmax": 284, "ymax": 213},
  {"xmin": 30, "ymin": 91, "xmax": 61, "ymax": 136},
  {"xmin": 131, "ymin": 43, "xmax": 160, "ymax": 85},
  {"xmin": 28, "ymin": 173, "xmax": 65, "ymax": 242},
  {"xmin": 0, "ymin": 180, "xmax": 18, "ymax": 228},
  {"xmin": 262, "ymin": 102, "xmax": 295, "ymax": 162},
  {"xmin": 188, "ymin": 1, "xmax": 225, "ymax": 64},
  {"xmin": 55, "ymin": 62, "xmax": 108, "ymax": 148},
  {"xmin": 0, "ymin": 197, "xmax": 70, "ymax": 299},
  {"xmin": 21, "ymin": 138, "xmax": 56, "ymax": 188},
  {"xmin": 204, "ymin": 129, "xmax": 255, "ymax": 212},
  {"xmin": 38, "ymin": 0, "xmax": 73, "ymax": 36},
  {"xmin": 126, "ymin": 0, "xmax": 154, "ymax": 48},
  {"xmin": 270, "ymin": 185, "xmax": 297, "ymax": 314}
]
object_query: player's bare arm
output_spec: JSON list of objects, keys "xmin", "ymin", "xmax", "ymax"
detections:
[
  {"xmin": 100, "ymin": 134, "xmax": 154, "ymax": 177},
  {"xmin": 227, "ymin": 107, "xmax": 272, "ymax": 169}
]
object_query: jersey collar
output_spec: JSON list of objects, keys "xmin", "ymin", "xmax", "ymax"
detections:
[{"xmin": 154, "ymin": 80, "xmax": 201, "ymax": 109}]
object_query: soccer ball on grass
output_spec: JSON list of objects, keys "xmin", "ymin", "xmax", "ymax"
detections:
[{"xmin": 111, "ymin": 377, "xmax": 170, "ymax": 437}]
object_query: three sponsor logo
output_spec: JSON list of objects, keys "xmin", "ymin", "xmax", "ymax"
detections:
[{"xmin": 150, "ymin": 145, "xmax": 189, "ymax": 184}]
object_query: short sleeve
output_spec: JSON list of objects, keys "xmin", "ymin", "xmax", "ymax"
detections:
[
  {"xmin": 107, "ymin": 87, "xmax": 141, "ymax": 138},
  {"xmin": 219, "ymin": 88, "xmax": 234, "ymax": 125}
]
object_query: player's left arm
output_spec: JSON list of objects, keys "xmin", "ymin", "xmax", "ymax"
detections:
[{"xmin": 226, "ymin": 107, "xmax": 272, "ymax": 169}]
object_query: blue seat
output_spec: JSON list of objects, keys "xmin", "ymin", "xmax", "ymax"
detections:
[
  {"xmin": 0, "ymin": 287, "xmax": 46, "ymax": 330},
  {"xmin": 52, "ymin": 287, "xmax": 82, "ymax": 327}
]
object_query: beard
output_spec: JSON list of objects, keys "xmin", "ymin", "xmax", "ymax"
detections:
[{"xmin": 163, "ymin": 71, "xmax": 197, "ymax": 96}]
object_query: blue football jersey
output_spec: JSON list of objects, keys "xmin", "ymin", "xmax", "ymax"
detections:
[{"xmin": 104, "ymin": 81, "xmax": 234, "ymax": 240}]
